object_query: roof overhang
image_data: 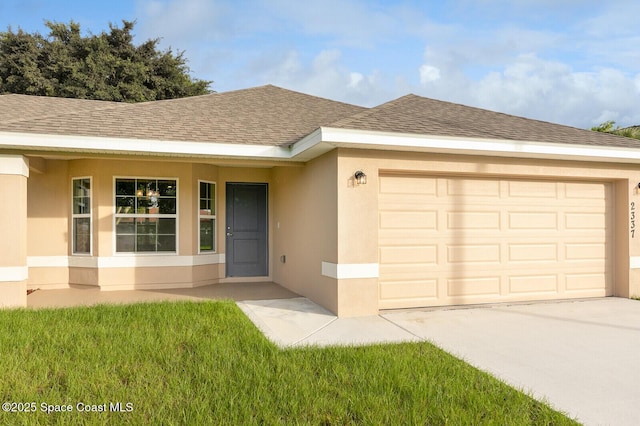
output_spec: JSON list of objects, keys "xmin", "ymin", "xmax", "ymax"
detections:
[
  {"xmin": 292, "ymin": 127, "xmax": 640, "ymax": 164},
  {"xmin": 0, "ymin": 131, "xmax": 292, "ymax": 161},
  {"xmin": 3, "ymin": 127, "xmax": 640, "ymax": 165}
]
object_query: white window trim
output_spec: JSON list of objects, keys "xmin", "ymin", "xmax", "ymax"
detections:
[
  {"xmin": 71, "ymin": 176, "xmax": 92, "ymax": 256},
  {"xmin": 113, "ymin": 176, "xmax": 179, "ymax": 256},
  {"xmin": 198, "ymin": 180, "xmax": 217, "ymax": 254}
]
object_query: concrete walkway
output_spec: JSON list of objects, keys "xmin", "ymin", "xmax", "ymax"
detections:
[
  {"xmin": 237, "ymin": 297, "xmax": 421, "ymax": 346},
  {"xmin": 27, "ymin": 287, "xmax": 640, "ymax": 425}
]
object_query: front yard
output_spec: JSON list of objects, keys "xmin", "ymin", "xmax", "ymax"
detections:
[{"xmin": 0, "ymin": 301, "xmax": 577, "ymax": 424}]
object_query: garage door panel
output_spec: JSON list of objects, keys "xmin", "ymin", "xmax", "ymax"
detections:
[
  {"xmin": 447, "ymin": 179, "xmax": 500, "ymax": 197},
  {"xmin": 566, "ymin": 243, "xmax": 607, "ymax": 260},
  {"xmin": 508, "ymin": 180, "xmax": 559, "ymax": 198},
  {"xmin": 380, "ymin": 264, "xmax": 439, "ymax": 280},
  {"xmin": 566, "ymin": 273, "xmax": 608, "ymax": 291},
  {"xmin": 565, "ymin": 213, "xmax": 606, "ymax": 230},
  {"xmin": 565, "ymin": 182, "xmax": 607, "ymax": 199},
  {"xmin": 508, "ymin": 244, "xmax": 557, "ymax": 262},
  {"xmin": 447, "ymin": 244, "xmax": 500, "ymax": 263},
  {"xmin": 380, "ymin": 245, "xmax": 438, "ymax": 264},
  {"xmin": 447, "ymin": 211, "xmax": 500, "ymax": 229},
  {"xmin": 509, "ymin": 275, "xmax": 558, "ymax": 294},
  {"xmin": 380, "ymin": 280, "xmax": 438, "ymax": 300},
  {"xmin": 509, "ymin": 212, "xmax": 558, "ymax": 229},
  {"xmin": 379, "ymin": 175, "xmax": 612, "ymax": 309},
  {"xmin": 447, "ymin": 277, "xmax": 501, "ymax": 297}
]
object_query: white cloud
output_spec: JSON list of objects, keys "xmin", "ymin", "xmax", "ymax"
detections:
[
  {"xmin": 348, "ymin": 72, "xmax": 364, "ymax": 88},
  {"xmin": 248, "ymin": 48, "xmax": 391, "ymax": 106},
  {"xmin": 136, "ymin": 0, "xmax": 230, "ymax": 43},
  {"xmin": 419, "ymin": 65, "xmax": 441, "ymax": 84},
  {"xmin": 417, "ymin": 52, "xmax": 640, "ymax": 128}
]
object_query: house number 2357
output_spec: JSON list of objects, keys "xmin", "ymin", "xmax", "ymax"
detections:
[{"xmin": 631, "ymin": 202, "xmax": 636, "ymax": 238}]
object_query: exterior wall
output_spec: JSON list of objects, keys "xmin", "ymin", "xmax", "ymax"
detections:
[
  {"xmin": 0, "ymin": 155, "xmax": 28, "ymax": 307},
  {"xmin": 16, "ymin": 148, "xmax": 640, "ymax": 315},
  {"xmin": 616, "ymin": 180, "xmax": 631, "ymax": 297},
  {"xmin": 334, "ymin": 148, "xmax": 640, "ymax": 315},
  {"xmin": 27, "ymin": 160, "xmax": 69, "ymax": 289},
  {"xmin": 333, "ymin": 154, "xmax": 380, "ymax": 316},
  {"xmin": 272, "ymin": 151, "xmax": 339, "ymax": 313},
  {"xmin": 24, "ymin": 158, "xmax": 274, "ymax": 291}
]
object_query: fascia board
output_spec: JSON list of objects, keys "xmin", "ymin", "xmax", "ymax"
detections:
[
  {"xmin": 0, "ymin": 132, "xmax": 292, "ymax": 160},
  {"xmin": 315, "ymin": 127, "xmax": 640, "ymax": 164},
  {"xmin": 287, "ymin": 128, "xmax": 334, "ymax": 161},
  {"xmin": 5, "ymin": 127, "xmax": 640, "ymax": 165}
]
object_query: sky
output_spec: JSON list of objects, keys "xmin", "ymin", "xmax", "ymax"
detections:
[{"xmin": 1, "ymin": 0, "xmax": 639, "ymax": 130}]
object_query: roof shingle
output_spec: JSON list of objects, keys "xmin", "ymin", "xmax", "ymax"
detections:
[
  {"xmin": 1, "ymin": 85, "xmax": 637, "ymax": 150},
  {"xmin": 0, "ymin": 85, "xmax": 366, "ymax": 146},
  {"xmin": 329, "ymin": 94, "xmax": 640, "ymax": 148}
]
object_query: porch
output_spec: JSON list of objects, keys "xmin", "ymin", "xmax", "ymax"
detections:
[{"xmin": 26, "ymin": 282, "xmax": 298, "ymax": 309}]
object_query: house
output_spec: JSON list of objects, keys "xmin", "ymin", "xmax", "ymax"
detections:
[{"xmin": 1, "ymin": 84, "xmax": 640, "ymax": 316}]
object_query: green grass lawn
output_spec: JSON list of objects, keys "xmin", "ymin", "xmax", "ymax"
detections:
[{"xmin": 0, "ymin": 301, "xmax": 577, "ymax": 425}]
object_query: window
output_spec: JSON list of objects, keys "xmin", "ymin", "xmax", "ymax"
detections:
[
  {"xmin": 72, "ymin": 177, "xmax": 92, "ymax": 254},
  {"xmin": 115, "ymin": 178, "xmax": 177, "ymax": 253},
  {"xmin": 199, "ymin": 181, "xmax": 216, "ymax": 252}
]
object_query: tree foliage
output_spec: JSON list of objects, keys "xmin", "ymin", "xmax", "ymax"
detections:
[
  {"xmin": 0, "ymin": 20, "xmax": 211, "ymax": 101},
  {"xmin": 591, "ymin": 121, "xmax": 640, "ymax": 140}
]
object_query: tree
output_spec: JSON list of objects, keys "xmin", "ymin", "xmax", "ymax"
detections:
[
  {"xmin": 0, "ymin": 20, "xmax": 211, "ymax": 102},
  {"xmin": 591, "ymin": 121, "xmax": 640, "ymax": 140}
]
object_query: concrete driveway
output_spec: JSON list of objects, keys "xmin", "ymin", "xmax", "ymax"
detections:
[
  {"xmin": 383, "ymin": 298, "xmax": 640, "ymax": 426},
  {"xmin": 239, "ymin": 297, "xmax": 640, "ymax": 425}
]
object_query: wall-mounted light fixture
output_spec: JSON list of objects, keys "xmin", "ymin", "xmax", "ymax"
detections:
[{"xmin": 354, "ymin": 170, "xmax": 367, "ymax": 185}]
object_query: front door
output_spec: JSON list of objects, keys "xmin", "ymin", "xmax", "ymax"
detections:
[{"xmin": 225, "ymin": 183, "xmax": 268, "ymax": 277}]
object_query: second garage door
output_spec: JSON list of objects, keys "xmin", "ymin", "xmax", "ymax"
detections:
[{"xmin": 378, "ymin": 175, "xmax": 613, "ymax": 309}]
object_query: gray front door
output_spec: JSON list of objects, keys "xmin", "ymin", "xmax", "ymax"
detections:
[{"xmin": 225, "ymin": 183, "xmax": 268, "ymax": 277}]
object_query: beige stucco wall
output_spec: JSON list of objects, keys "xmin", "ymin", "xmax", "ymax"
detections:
[
  {"xmin": 14, "ymin": 147, "xmax": 640, "ymax": 315},
  {"xmin": 0, "ymin": 155, "xmax": 28, "ymax": 307},
  {"xmin": 1, "ymin": 174, "xmax": 28, "ymax": 267},
  {"xmin": 272, "ymin": 151, "xmax": 339, "ymax": 313},
  {"xmin": 27, "ymin": 160, "xmax": 69, "ymax": 256},
  {"xmin": 333, "ymin": 148, "xmax": 640, "ymax": 315},
  {"xmin": 334, "ymin": 154, "xmax": 380, "ymax": 316},
  {"xmin": 26, "ymin": 159, "xmax": 69, "ymax": 289},
  {"xmin": 23, "ymin": 158, "xmax": 278, "ymax": 291}
]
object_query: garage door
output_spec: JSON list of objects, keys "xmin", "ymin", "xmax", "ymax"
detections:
[{"xmin": 378, "ymin": 175, "xmax": 613, "ymax": 309}]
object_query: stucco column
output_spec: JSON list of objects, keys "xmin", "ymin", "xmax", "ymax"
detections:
[
  {"xmin": 0, "ymin": 155, "xmax": 29, "ymax": 308},
  {"xmin": 334, "ymin": 155, "xmax": 380, "ymax": 317}
]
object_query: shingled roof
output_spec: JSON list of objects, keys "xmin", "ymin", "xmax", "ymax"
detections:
[
  {"xmin": 0, "ymin": 84, "xmax": 636, "ymax": 151},
  {"xmin": 0, "ymin": 85, "xmax": 366, "ymax": 146},
  {"xmin": 329, "ymin": 94, "xmax": 639, "ymax": 149}
]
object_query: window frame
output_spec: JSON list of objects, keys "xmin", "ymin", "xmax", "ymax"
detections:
[
  {"xmin": 113, "ymin": 176, "xmax": 179, "ymax": 255},
  {"xmin": 71, "ymin": 176, "xmax": 93, "ymax": 256},
  {"xmin": 198, "ymin": 180, "xmax": 217, "ymax": 254}
]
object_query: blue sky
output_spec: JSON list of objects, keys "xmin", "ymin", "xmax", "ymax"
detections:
[{"xmin": 1, "ymin": 0, "xmax": 639, "ymax": 129}]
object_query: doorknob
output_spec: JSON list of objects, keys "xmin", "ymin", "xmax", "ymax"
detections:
[{"xmin": 226, "ymin": 232, "xmax": 233, "ymax": 237}]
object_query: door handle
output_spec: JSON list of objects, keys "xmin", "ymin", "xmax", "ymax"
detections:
[{"xmin": 226, "ymin": 232, "xmax": 233, "ymax": 237}]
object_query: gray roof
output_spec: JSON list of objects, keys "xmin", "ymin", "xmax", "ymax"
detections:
[
  {"xmin": 329, "ymin": 94, "xmax": 640, "ymax": 148},
  {"xmin": 0, "ymin": 84, "xmax": 637, "ymax": 150},
  {"xmin": 0, "ymin": 85, "xmax": 366, "ymax": 146}
]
